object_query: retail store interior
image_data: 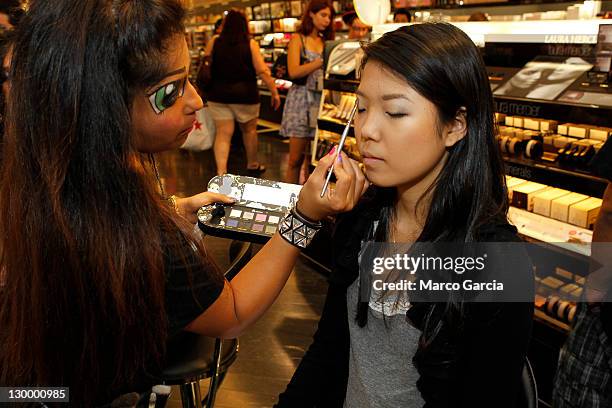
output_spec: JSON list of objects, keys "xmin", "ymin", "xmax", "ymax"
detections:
[
  {"xmin": 177, "ymin": 1, "xmax": 612, "ymax": 407},
  {"xmin": 1, "ymin": 0, "xmax": 611, "ymax": 407}
]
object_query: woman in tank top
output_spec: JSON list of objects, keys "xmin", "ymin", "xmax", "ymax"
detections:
[
  {"xmin": 280, "ymin": 0, "xmax": 334, "ymax": 184},
  {"xmin": 205, "ymin": 10, "xmax": 280, "ymax": 176}
]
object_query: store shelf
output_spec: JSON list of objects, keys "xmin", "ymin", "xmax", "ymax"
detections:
[
  {"xmin": 508, "ymin": 206, "xmax": 592, "ymax": 256},
  {"xmin": 317, "ymin": 117, "xmax": 355, "ymax": 137},
  {"xmin": 503, "ymin": 154, "xmax": 609, "ymax": 198},
  {"xmin": 493, "ymin": 94, "xmax": 612, "ymax": 128},
  {"xmin": 374, "ymin": 19, "xmax": 612, "ymax": 46},
  {"xmin": 323, "ymin": 78, "xmax": 360, "ymax": 93},
  {"xmin": 429, "ymin": 0, "xmax": 582, "ymax": 11},
  {"xmin": 185, "ymin": 22, "xmax": 214, "ymax": 29},
  {"xmin": 251, "ymin": 16, "xmax": 302, "ymax": 21},
  {"xmin": 534, "ymin": 308, "xmax": 570, "ymax": 334},
  {"xmin": 262, "ymin": 45, "xmax": 289, "ymax": 49},
  {"xmin": 399, "ymin": 0, "xmax": 611, "ymax": 12}
]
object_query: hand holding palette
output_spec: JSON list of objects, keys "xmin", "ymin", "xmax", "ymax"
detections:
[{"xmin": 197, "ymin": 174, "xmax": 303, "ymax": 243}]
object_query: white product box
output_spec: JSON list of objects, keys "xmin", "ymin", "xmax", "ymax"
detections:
[
  {"xmin": 589, "ymin": 128, "xmax": 610, "ymax": 142},
  {"xmin": 512, "ymin": 182, "xmax": 549, "ymax": 211},
  {"xmin": 568, "ymin": 197, "xmax": 602, "ymax": 229},
  {"xmin": 524, "ymin": 118, "xmax": 540, "ymax": 131},
  {"xmin": 568, "ymin": 125, "xmax": 588, "ymax": 138},
  {"xmin": 551, "ymin": 193, "xmax": 589, "ymax": 223},
  {"xmin": 558, "ymin": 123, "xmax": 570, "ymax": 136},
  {"xmin": 540, "ymin": 120, "xmax": 558, "ymax": 133},
  {"xmin": 533, "ymin": 188, "xmax": 571, "ymax": 217},
  {"xmin": 506, "ymin": 177, "xmax": 528, "ymax": 200},
  {"xmin": 512, "ymin": 117, "xmax": 524, "ymax": 128}
]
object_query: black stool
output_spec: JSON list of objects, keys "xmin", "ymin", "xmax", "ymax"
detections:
[
  {"xmin": 161, "ymin": 240, "xmax": 253, "ymax": 408},
  {"xmin": 518, "ymin": 357, "xmax": 538, "ymax": 408}
]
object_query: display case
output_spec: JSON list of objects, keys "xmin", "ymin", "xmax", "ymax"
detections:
[
  {"xmin": 185, "ymin": 24, "xmax": 214, "ymax": 80},
  {"xmin": 248, "ymin": 1, "xmax": 305, "ymax": 65},
  {"xmin": 311, "ymin": 19, "xmax": 612, "ymax": 406}
]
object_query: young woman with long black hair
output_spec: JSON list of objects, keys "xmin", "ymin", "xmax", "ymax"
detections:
[
  {"xmin": 0, "ymin": 0, "xmax": 365, "ymax": 405},
  {"xmin": 276, "ymin": 23, "xmax": 534, "ymax": 408},
  {"xmin": 205, "ymin": 9, "xmax": 281, "ymax": 176}
]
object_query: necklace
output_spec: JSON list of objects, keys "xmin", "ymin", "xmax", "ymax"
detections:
[{"xmin": 149, "ymin": 153, "xmax": 166, "ymax": 197}]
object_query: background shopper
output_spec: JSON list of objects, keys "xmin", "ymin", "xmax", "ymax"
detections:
[
  {"xmin": 0, "ymin": 0, "xmax": 364, "ymax": 405},
  {"xmin": 205, "ymin": 10, "xmax": 280, "ymax": 176},
  {"xmin": 342, "ymin": 10, "xmax": 371, "ymax": 40},
  {"xmin": 554, "ymin": 140, "xmax": 612, "ymax": 408},
  {"xmin": 281, "ymin": 0, "xmax": 334, "ymax": 184},
  {"xmin": 393, "ymin": 8, "xmax": 411, "ymax": 23}
]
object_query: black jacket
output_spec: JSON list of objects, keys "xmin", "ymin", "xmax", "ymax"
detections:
[{"xmin": 276, "ymin": 194, "xmax": 534, "ymax": 408}]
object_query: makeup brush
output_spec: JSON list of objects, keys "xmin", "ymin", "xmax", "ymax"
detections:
[{"xmin": 320, "ymin": 102, "xmax": 358, "ymax": 198}]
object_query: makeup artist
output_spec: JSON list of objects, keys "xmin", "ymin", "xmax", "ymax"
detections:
[{"xmin": 0, "ymin": 0, "xmax": 367, "ymax": 405}]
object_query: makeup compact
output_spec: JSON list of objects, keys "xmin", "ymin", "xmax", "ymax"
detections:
[{"xmin": 197, "ymin": 174, "xmax": 302, "ymax": 243}]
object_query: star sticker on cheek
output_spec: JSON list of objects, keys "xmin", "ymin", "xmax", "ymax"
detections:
[{"xmin": 193, "ymin": 120, "xmax": 202, "ymax": 130}]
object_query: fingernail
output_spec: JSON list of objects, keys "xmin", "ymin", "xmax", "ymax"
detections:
[
  {"xmin": 337, "ymin": 153, "xmax": 342, "ymax": 163},
  {"xmin": 327, "ymin": 146, "xmax": 337, "ymax": 156}
]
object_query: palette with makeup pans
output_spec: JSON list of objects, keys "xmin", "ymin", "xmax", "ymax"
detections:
[{"xmin": 197, "ymin": 174, "xmax": 302, "ymax": 243}]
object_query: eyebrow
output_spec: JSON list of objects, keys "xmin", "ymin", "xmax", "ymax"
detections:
[
  {"xmin": 381, "ymin": 93, "xmax": 411, "ymax": 101},
  {"xmin": 146, "ymin": 67, "xmax": 187, "ymax": 94},
  {"xmin": 158, "ymin": 67, "xmax": 186, "ymax": 82},
  {"xmin": 356, "ymin": 90, "xmax": 411, "ymax": 102}
]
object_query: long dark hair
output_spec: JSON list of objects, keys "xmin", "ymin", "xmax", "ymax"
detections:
[
  {"xmin": 363, "ymin": 23, "xmax": 507, "ymax": 244},
  {"xmin": 299, "ymin": 0, "xmax": 335, "ymax": 41},
  {"xmin": 0, "ymin": 0, "xmax": 221, "ymax": 404},
  {"xmin": 356, "ymin": 24, "xmax": 508, "ymax": 335},
  {"xmin": 218, "ymin": 9, "xmax": 249, "ymax": 44}
]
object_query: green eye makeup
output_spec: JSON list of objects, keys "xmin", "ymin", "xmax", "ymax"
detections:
[{"xmin": 147, "ymin": 77, "xmax": 187, "ymax": 114}]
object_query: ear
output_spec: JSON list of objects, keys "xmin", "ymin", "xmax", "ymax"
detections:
[{"xmin": 443, "ymin": 107, "xmax": 467, "ymax": 148}]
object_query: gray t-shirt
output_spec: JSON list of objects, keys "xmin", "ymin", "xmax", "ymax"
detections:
[{"xmin": 344, "ymin": 278, "xmax": 424, "ymax": 408}]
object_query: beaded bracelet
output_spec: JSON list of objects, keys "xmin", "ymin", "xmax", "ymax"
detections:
[{"xmin": 278, "ymin": 204, "xmax": 323, "ymax": 249}]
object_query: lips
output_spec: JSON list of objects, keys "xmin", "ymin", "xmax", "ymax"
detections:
[
  {"xmin": 179, "ymin": 120, "xmax": 195, "ymax": 135},
  {"xmin": 361, "ymin": 152, "xmax": 383, "ymax": 164}
]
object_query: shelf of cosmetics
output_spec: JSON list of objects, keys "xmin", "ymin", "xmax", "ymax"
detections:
[
  {"xmin": 259, "ymin": 32, "xmax": 292, "ymax": 49},
  {"xmin": 495, "ymin": 113, "xmax": 611, "ymax": 168},
  {"xmin": 314, "ymin": 135, "xmax": 598, "ymax": 237},
  {"xmin": 249, "ymin": 18, "xmax": 298, "ymax": 35},
  {"xmin": 247, "ymin": 1, "xmax": 305, "ymax": 22},
  {"xmin": 320, "ymin": 93, "xmax": 358, "ymax": 123},
  {"xmin": 508, "ymin": 175, "xmax": 602, "ymax": 231},
  {"xmin": 534, "ymin": 266, "xmax": 583, "ymax": 329},
  {"xmin": 319, "ymin": 98, "xmax": 612, "ymax": 168}
]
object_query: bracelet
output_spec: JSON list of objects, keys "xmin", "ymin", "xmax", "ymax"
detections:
[
  {"xmin": 278, "ymin": 205, "xmax": 323, "ymax": 249},
  {"xmin": 293, "ymin": 204, "xmax": 324, "ymax": 228},
  {"xmin": 168, "ymin": 195, "xmax": 179, "ymax": 213}
]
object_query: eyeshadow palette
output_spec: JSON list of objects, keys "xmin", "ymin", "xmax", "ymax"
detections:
[{"xmin": 197, "ymin": 174, "xmax": 302, "ymax": 243}]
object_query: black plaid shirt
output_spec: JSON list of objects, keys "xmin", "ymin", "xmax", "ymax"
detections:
[{"xmin": 554, "ymin": 302, "xmax": 612, "ymax": 407}]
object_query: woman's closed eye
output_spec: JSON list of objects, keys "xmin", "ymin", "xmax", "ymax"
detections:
[
  {"xmin": 147, "ymin": 77, "xmax": 187, "ymax": 114},
  {"xmin": 386, "ymin": 112, "xmax": 408, "ymax": 118}
]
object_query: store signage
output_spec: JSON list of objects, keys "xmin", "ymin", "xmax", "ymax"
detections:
[
  {"xmin": 494, "ymin": 101, "xmax": 541, "ymax": 117},
  {"xmin": 546, "ymin": 44, "xmax": 593, "ymax": 58},
  {"xmin": 487, "ymin": 34, "xmax": 598, "ymax": 45},
  {"xmin": 544, "ymin": 35, "xmax": 597, "ymax": 45},
  {"xmin": 506, "ymin": 164, "xmax": 533, "ymax": 180}
]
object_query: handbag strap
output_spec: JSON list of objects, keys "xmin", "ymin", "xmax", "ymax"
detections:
[{"xmin": 299, "ymin": 34, "xmax": 307, "ymax": 60}]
